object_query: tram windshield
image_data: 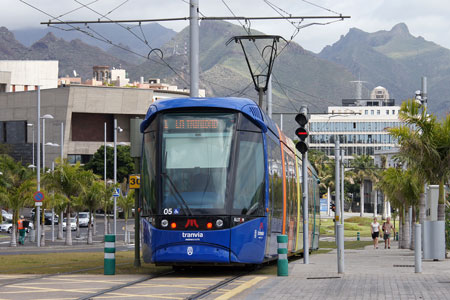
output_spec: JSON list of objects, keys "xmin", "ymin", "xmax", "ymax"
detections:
[{"xmin": 161, "ymin": 112, "xmax": 236, "ymax": 214}]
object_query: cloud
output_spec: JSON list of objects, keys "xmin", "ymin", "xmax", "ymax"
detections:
[{"xmin": 2, "ymin": 0, "xmax": 450, "ymax": 53}]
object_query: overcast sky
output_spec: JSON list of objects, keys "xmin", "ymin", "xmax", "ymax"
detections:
[{"xmin": 2, "ymin": 0, "xmax": 450, "ymax": 53}]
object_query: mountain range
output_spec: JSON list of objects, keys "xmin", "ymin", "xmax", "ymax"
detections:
[{"xmin": 1, "ymin": 21, "xmax": 449, "ymax": 122}]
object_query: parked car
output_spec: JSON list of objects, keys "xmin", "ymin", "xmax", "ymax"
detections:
[
  {"xmin": 0, "ymin": 219, "xmax": 34, "ymax": 233},
  {"xmin": 44, "ymin": 212, "xmax": 59, "ymax": 225},
  {"xmin": 0, "ymin": 220, "xmax": 13, "ymax": 233},
  {"xmin": 1, "ymin": 209, "xmax": 12, "ymax": 221},
  {"xmin": 77, "ymin": 212, "xmax": 93, "ymax": 227},
  {"xmin": 62, "ymin": 218, "xmax": 77, "ymax": 231}
]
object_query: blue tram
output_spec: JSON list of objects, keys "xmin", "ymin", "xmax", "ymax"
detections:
[{"xmin": 140, "ymin": 97, "xmax": 320, "ymax": 265}]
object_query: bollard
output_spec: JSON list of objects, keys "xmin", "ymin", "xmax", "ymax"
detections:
[
  {"xmin": 415, "ymin": 224, "xmax": 422, "ymax": 273},
  {"xmin": 277, "ymin": 234, "xmax": 288, "ymax": 276},
  {"xmin": 337, "ymin": 224, "xmax": 344, "ymax": 274},
  {"xmin": 395, "ymin": 232, "xmax": 399, "ymax": 241},
  {"xmin": 104, "ymin": 234, "xmax": 116, "ymax": 275},
  {"xmin": 356, "ymin": 232, "xmax": 360, "ymax": 241}
]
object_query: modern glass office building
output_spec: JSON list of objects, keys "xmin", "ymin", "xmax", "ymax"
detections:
[{"xmin": 309, "ymin": 87, "xmax": 402, "ymax": 158}]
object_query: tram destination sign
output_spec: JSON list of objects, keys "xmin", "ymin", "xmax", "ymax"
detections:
[{"xmin": 163, "ymin": 114, "xmax": 235, "ymax": 132}]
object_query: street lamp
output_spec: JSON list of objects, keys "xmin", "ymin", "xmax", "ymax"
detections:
[
  {"xmin": 41, "ymin": 114, "xmax": 54, "ymax": 173},
  {"xmin": 27, "ymin": 123, "xmax": 35, "ymax": 168},
  {"xmin": 113, "ymin": 119, "xmax": 123, "ymax": 236}
]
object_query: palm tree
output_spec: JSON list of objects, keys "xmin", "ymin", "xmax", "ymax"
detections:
[
  {"xmin": 350, "ymin": 155, "xmax": 376, "ymax": 217},
  {"xmin": 101, "ymin": 184, "xmax": 114, "ymax": 235},
  {"xmin": 83, "ymin": 180, "xmax": 103, "ymax": 244},
  {"xmin": 0, "ymin": 154, "xmax": 35, "ymax": 247},
  {"xmin": 117, "ymin": 189, "xmax": 135, "ymax": 244},
  {"xmin": 378, "ymin": 167, "xmax": 422, "ymax": 248},
  {"xmin": 390, "ymin": 99, "xmax": 450, "ymax": 222},
  {"xmin": 42, "ymin": 160, "xmax": 85, "ymax": 246}
]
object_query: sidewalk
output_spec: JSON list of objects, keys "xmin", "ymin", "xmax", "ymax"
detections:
[{"xmin": 236, "ymin": 241, "xmax": 450, "ymax": 299}]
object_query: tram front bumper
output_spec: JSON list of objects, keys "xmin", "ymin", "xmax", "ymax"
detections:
[{"xmin": 154, "ymin": 243, "xmax": 230, "ymax": 264}]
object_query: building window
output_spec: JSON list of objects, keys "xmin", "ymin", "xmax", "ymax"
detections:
[
  {"xmin": 377, "ymin": 110, "xmax": 380, "ymax": 115},
  {"xmin": 392, "ymin": 110, "xmax": 395, "ymax": 115},
  {"xmin": 386, "ymin": 110, "xmax": 389, "ymax": 115},
  {"xmin": 365, "ymin": 110, "xmax": 368, "ymax": 115},
  {"xmin": 67, "ymin": 154, "xmax": 93, "ymax": 165},
  {"xmin": 371, "ymin": 110, "xmax": 374, "ymax": 115}
]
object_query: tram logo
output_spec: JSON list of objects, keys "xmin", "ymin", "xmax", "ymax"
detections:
[
  {"xmin": 184, "ymin": 219, "xmax": 199, "ymax": 228},
  {"xmin": 256, "ymin": 222, "xmax": 264, "ymax": 240},
  {"xmin": 187, "ymin": 246, "xmax": 194, "ymax": 256}
]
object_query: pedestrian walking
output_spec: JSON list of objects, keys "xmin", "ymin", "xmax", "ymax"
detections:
[
  {"xmin": 18, "ymin": 215, "xmax": 26, "ymax": 245},
  {"xmin": 371, "ymin": 217, "xmax": 381, "ymax": 249},
  {"xmin": 382, "ymin": 217, "xmax": 395, "ymax": 249}
]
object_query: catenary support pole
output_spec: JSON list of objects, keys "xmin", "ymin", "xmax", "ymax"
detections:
[
  {"xmin": 341, "ymin": 149, "xmax": 345, "ymax": 224},
  {"xmin": 337, "ymin": 223, "xmax": 344, "ymax": 273},
  {"xmin": 302, "ymin": 151, "xmax": 309, "ymax": 264},
  {"xmin": 113, "ymin": 119, "xmax": 117, "ymax": 236},
  {"xmin": 36, "ymin": 86, "xmax": 41, "ymax": 248},
  {"xmin": 335, "ymin": 139, "xmax": 341, "ymax": 223},
  {"xmin": 258, "ymin": 87, "xmax": 265, "ymax": 113},
  {"xmin": 134, "ymin": 157, "xmax": 141, "ymax": 267},
  {"xmin": 415, "ymin": 223, "xmax": 422, "ymax": 273},
  {"xmin": 60, "ymin": 122, "xmax": 64, "ymax": 161},
  {"xmin": 51, "ymin": 162, "xmax": 55, "ymax": 242},
  {"xmin": 189, "ymin": 0, "xmax": 199, "ymax": 97},
  {"xmin": 267, "ymin": 75, "xmax": 272, "ymax": 118}
]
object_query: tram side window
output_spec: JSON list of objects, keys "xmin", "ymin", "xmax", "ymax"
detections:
[
  {"xmin": 269, "ymin": 139, "xmax": 283, "ymax": 233},
  {"xmin": 142, "ymin": 125, "xmax": 158, "ymax": 215},
  {"xmin": 233, "ymin": 131, "xmax": 265, "ymax": 215}
]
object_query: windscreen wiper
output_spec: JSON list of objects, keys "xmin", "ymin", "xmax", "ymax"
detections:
[{"xmin": 161, "ymin": 172, "xmax": 193, "ymax": 216}]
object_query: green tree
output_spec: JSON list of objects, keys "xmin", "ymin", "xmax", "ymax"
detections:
[
  {"xmin": 349, "ymin": 155, "xmax": 376, "ymax": 217},
  {"xmin": 378, "ymin": 167, "xmax": 422, "ymax": 248},
  {"xmin": 389, "ymin": 99, "xmax": 450, "ymax": 222},
  {"xmin": 42, "ymin": 160, "xmax": 85, "ymax": 246},
  {"xmin": 117, "ymin": 189, "xmax": 135, "ymax": 244},
  {"xmin": 0, "ymin": 154, "xmax": 35, "ymax": 247},
  {"xmin": 84, "ymin": 145, "xmax": 134, "ymax": 183}
]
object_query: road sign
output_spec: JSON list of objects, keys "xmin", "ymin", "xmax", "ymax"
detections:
[
  {"xmin": 129, "ymin": 174, "xmax": 140, "ymax": 189},
  {"xmin": 113, "ymin": 188, "xmax": 120, "ymax": 197},
  {"xmin": 34, "ymin": 191, "xmax": 44, "ymax": 207},
  {"xmin": 34, "ymin": 191, "xmax": 44, "ymax": 202}
]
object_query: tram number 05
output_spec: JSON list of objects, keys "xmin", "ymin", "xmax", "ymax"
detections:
[
  {"xmin": 129, "ymin": 174, "xmax": 140, "ymax": 189},
  {"xmin": 163, "ymin": 208, "xmax": 172, "ymax": 215}
]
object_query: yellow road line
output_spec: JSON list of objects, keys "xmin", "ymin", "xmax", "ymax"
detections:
[
  {"xmin": 123, "ymin": 283, "xmax": 209, "ymax": 289},
  {"xmin": 3, "ymin": 284, "xmax": 98, "ymax": 294},
  {"xmin": 215, "ymin": 276, "xmax": 267, "ymax": 300},
  {"xmin": 96, "ymin": 292, "xmax": 187, "ymax": 299}
]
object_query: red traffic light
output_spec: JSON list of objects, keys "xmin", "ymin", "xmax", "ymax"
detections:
[{"xmin": 295, "ymin": 127, "xmax": 308, "ymax": 141}]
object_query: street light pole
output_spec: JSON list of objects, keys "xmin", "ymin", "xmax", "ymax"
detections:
[
  {"xmin": 36, "ymin": 86, "xmax": 41, "ymax": 248},
  {"xmin": 27, "ymin": 123, "xmax": 35, "ymax": 167},
  {"xmin": 113, "ymin": 119, "xmax": 120, "ymax": 236}
]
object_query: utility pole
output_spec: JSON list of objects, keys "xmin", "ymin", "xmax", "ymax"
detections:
[
  {"xmin": 335, "ymin": 138, "xmax": 344, "ymax": 273},
  {"xmin": 189, "ymin": 0, "xmax": 199, "ymax": 97},
  {"xmin": 36, "ymin": 86, "xmax": 41, "ymax": 248},
  {"xmin": 340, "ymin": 148, "xmax": 345, "ymax": 224},
  {"xmin": 267, "ymin": 75, "xmax": 272, "ymax": 118}
]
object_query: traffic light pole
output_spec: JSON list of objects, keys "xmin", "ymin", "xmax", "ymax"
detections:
[{"xmin": 302, "ymin": 151, "xmax": 309, "ymax": 264}]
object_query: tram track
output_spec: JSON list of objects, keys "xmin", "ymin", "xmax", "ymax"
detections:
[
  {"xmin": 186, "ymin": 272, "xmax": 248, "ymax": 300},
  {"xmin": 77, "ymin": 270, "xmax": 175, "ymax": 300}
]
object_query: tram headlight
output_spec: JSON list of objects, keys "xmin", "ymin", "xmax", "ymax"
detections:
[
  {"xmin": 216, "ymin": 219, "xmax": 223, "ymax": 228},
  {"xmin": 161, "ymin": 219, "xmax": 169, "ymax": 228}
]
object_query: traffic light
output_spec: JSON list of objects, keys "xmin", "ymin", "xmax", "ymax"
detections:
[
  {"xmin": 330, "ymin": 201, "xmax": 336, "ymax": 212},
  {"xmin": 295, "ymin": 106, "xmax": 309, "ymax": 154}
]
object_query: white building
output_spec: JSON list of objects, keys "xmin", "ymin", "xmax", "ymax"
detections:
[
  {"xmin": 0, "ymin": 60, "xmax": 58, "ymax": 92},
  {"xmin": 309, "ymin": 87, "xmax": 402, "ymax": 158}
]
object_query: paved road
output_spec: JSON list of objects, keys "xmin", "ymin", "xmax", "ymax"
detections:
[
  {"xmin": 0, "ymin": 217, "xmax": 136, "ymax": 253},
  {"xmin": 235, "ymin": 241, "xmax": 450, "ymax": 299}
]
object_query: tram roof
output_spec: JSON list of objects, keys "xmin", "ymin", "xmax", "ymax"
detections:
[{"xmin": 141, "ymin": 97, "xmax": 279, "ymax": 134}]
